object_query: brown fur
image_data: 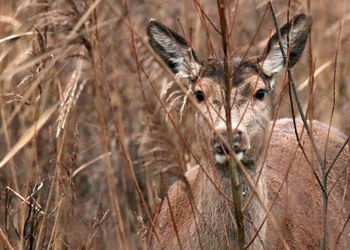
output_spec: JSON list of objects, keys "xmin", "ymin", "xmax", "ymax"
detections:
[
  {"xmin": 152, "ymin": 119, "xmax": 350, "ymax": 249},
  {"xmin": 265, "ymin": 119, "xmax": 350, "ymax": 249}
]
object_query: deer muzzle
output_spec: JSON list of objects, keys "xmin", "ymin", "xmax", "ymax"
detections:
[{"xmin": 212, "ymin": 129, "xmax": 250, "ymax": 164}]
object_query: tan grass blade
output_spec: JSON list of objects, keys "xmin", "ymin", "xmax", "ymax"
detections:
[
  {"xmin": 72, "ymin": 152, "xmax": 111, "ymax": 178},
  {"xmin": 0, "ymin": 105, "xmax": 57, "ymax": 169},
  {"xmin": 297, "ymin": 60, "xmax": 332, "ymax": 91},
  {"xmin": 0, "ymin": 228, "xmax": 14, "ymax": 250},
  {"xmin": 0, "ymin": 31, "xmax": 33, "ymax": 44}
]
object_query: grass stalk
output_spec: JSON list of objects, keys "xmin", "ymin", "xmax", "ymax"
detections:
[{"xmin": 217, "ymin": 0, "xmax": 245, "ymax": 248}]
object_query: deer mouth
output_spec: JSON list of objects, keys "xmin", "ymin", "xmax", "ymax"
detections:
[{"xmin": 213, "ymin": 142, "xmax": 245, "ymax": 165}]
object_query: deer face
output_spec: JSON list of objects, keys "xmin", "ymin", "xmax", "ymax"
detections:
[
  {"xmin": 147, "ymin": 14, "xmax": 311, "ymax": 166},
  {"xmin": 192, "ymin": 59, "xmax": 276, "ymax": 165}
]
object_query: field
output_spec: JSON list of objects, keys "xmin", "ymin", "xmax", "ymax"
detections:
[{"xmin": 0, "ymin": 0, "xmax": 349, "ymax": 249}]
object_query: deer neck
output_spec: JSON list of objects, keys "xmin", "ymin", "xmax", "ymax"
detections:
[{"xmin": 193, "ymin": 156, "xmax": 266, "ymax": 248}]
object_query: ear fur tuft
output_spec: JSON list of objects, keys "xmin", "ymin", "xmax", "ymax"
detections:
[{"xmin": 147, "ymin": 19, "xmax": 202, "ymax": 79}]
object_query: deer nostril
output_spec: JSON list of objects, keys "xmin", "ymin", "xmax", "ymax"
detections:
[
  {"xmin": 233, "ymin": 131, "xmax": 241, "ymax": 147},
  {"xmin": 214, "ymin": 141, "xmax": 228, "ymax": 155},
  {"xmin": 234, "ymin": 130, "xmax": 250, "ymax": 153},
  {"xmin": 213, "ymin": 130, "xmax": 248, "ymax": 154}
]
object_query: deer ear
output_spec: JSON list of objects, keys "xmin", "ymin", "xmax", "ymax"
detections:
[
  {"xmin": 262, "ymin": 13, "xmax": 312, "ymax": 77},
  {"xmin": 147, "ymin": 19, "xmax": 202, "ymax": 79}
]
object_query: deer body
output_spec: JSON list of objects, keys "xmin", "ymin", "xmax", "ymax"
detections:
[
  {"xmin": 147, "ymin": 14, "xmax": 350, "ymax": 249},
  {"xmin": 153, "ymin": 119, "xmax": 349, "ymax": 249},
  {"xmin": 155, "ymin": 153, "xmax": 267, "ymax": 249}
]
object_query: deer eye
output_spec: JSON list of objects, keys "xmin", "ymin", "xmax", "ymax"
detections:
[
  {"xmin": 253, "ymin": 89, "xmax": 268, "ymax": 100},
  {"xmin": 194, "ymin": 90, "xmax": 205, "ymax": 102}
]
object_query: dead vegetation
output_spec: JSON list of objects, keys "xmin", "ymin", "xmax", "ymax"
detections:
[{"xmin": 0, "ymin": 0, "xmax": 349, "ymax": 249}]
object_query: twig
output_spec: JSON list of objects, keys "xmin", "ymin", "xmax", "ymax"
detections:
[
  {"xmin": 327, "ymin": 159, "xmax": 350, "ymax": 196},
  {"xmin": 0, "ymin": 228, "xmax": 14, "ymax": 250},
  {"xmin": 326, "ymin": 137, "xmax": 349, "ymax": 177},
  {"xmin": 160, "ymin": 174, "xmax": 183, "ymax": 249},
  {"xmin": 6, "ymin": 187, "xmax": 44, "ymax": 215},
  {"xmin": 192, "ymin": 0, "xmax": 221, "ymax": 35},
  {"xmin": 268, "ymin": 3, "xmax": 330, "ymax": 249},
  {"xmin": 268, "ymin": 2, "xmax": 324, "ymax": 172},
  {"xmin": 324, "ymin": 20, "xmax": 342, "ymax": 176},
  {"xmin": 335, "ymin": 212, "xmax": 350, "ymax": 246},
  {"xmin": 217, "ymin": 0, "xmax": 245, "ymax": 248},
  {"xmin": 192, "ymin": 0, "xmax": 219, "ymax": 58}
]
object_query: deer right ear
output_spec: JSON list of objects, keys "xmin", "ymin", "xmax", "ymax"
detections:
[
  {"xmin": 261, "ymin": 13, "xmax": 312, "ymax": 78},
  {"xmin": 147, "ymin": 19, "xmax": 202, "ymax": 79}
]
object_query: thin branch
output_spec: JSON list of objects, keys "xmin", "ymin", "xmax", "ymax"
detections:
[
  {"xmin": 192, "ymin": 0, "xmax": 222, "ymax": 35},
  {"xmin": 217, "ymin": 0, "xmax": 245, "ymax": 248},
  {"xmin": 160, "ymin": 174, "xmax": 183, "ymax": 250},
  {"xmin": 326, "ymin": 137, "xmax": 350, "ymax": 177},
  {"xmin": 324, "ymin": 20, "xmax": 342, "ymax": 174},
  {"xmin": 268, "ymin": 3, "xmax": 328, "ymax": 249},
  {"xmin": 327, "ymin": 158, "xmax": 350, "ymax": 196},
  {"xmin": 268, "ymin": 2, "xmax": 325, "ymax": 172},
  {"xmin": 335, "ymin": 212, "xmax": 350, "ymax": 246}
]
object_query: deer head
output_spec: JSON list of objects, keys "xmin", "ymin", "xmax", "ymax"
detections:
[{"xmin": 147, "ymin": 14, "xmax": 311, "ymax": 169}]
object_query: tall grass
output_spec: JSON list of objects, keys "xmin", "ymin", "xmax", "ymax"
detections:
[{"xmin": 0, "ymin": 0, "xmax": 349, "ymax": 249}]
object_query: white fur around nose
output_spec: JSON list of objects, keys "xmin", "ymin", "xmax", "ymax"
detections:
[
  {"xmin": 215, "ymin": 151, "xmax": 244, "ymax": 164},
  {"xmin": 214, "ymin": 122, "xmax": 245, "ymax": 164}
]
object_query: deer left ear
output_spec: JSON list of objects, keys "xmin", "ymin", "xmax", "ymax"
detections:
[
  {"xmin": 261, "ymin": 13, "xmax": 312, "ymax": 77},
  {"xmin": 147, "ymin": 19, "xmax": 202, "ymax": 80}
]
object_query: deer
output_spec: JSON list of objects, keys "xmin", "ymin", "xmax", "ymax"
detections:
[{"xmin": 146, "ymin": 13, "xmax": 350, "ymax": 249}]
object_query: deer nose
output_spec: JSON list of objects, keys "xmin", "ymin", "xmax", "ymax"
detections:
[{"xmin": 212, "ymin": 129, "xmax": 250, "ymax": 163}]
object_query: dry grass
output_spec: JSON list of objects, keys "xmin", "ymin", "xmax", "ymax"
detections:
[{"xmin": 0, "ymin": 0, "xmax": 349, "ymax": 249}]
